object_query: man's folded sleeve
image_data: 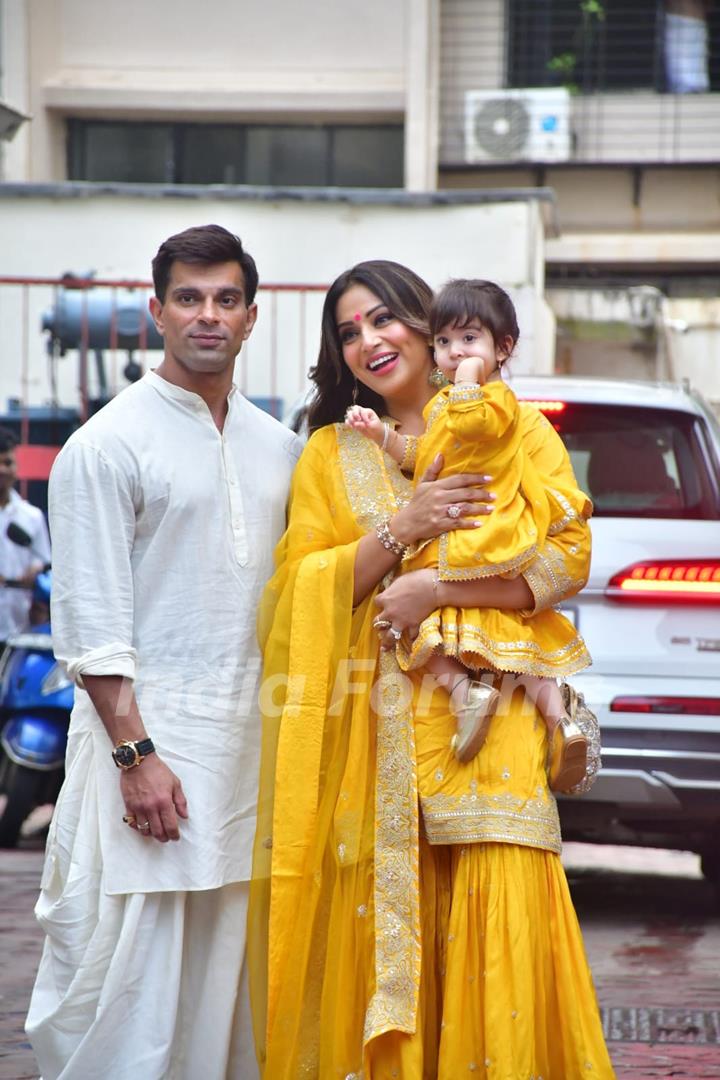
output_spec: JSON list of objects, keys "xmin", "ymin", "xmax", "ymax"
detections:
[{"xmin": 48, "ymin": 440, "xmax": 138, "ymax": 686}]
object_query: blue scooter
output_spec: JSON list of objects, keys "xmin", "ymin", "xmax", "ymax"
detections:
[{"xmin": 0, "ymin": 524, "xmax": 73, "ymax": 847}]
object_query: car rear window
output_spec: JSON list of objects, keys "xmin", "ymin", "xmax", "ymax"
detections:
[{"xmin": 542, "ymin": 403, "xmax": 720, "ymax": 519}]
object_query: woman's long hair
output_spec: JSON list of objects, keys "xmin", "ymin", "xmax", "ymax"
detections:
[{"xmin": 306, "ymin": 260, "xmax": 434, "ymax": 434}]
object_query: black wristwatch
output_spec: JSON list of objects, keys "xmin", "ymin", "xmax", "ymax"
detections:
[{"xmin": 112, "ymin": 738, "xmax": 155, "ymax": 770}]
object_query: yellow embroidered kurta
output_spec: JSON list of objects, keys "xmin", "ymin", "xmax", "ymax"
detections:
[
  {"xmin": 398, "ymin": 381, "xmax": 593, "ymax": 678},
  {"xmin": 248, "ymin": 418, "xmax": 615, "ymax": 1079}
]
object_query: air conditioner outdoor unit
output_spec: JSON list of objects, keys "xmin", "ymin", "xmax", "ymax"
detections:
[{"xmin": 464, "ymin": 88, "xmax": 571, "ymax": 164}]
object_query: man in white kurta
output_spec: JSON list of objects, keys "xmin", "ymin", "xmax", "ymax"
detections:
[
  {"xmin": 26, "ymin": 225, "xmax": 301, "ymax": 1079},
  {"xmin": 0, "ymin": 428, "xmax": 52, "ymax": 646}
]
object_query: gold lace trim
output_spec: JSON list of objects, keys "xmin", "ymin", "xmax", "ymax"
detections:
[
  {"xmin": 447, "ymin": 382, "xmax": 484, "ymax": 403},
  {"xmin": 407, "ymin": 617, "xmax": 592, "ymax": 678},
  {"xmin": 363, "ymin": 649, "xmax": 421, "ymax": 1043},
  {"xmin": 523, "ymin": 542, "xmax": 582, "ymax": 615},
  {"xmin": 547, "ymin": 487, "xmax": 593, "ymax": 537},
  {"xmin": 335, "ymin": 426, "xmax": 420, "ymax": 1042},
  {"xmin": 423, "ymin": 390, "xmax": 449, "ymax": 434},
  {"xmin": 421, "ymin": 788, "xmax": 562, "ymax": 853},
  {"xmin": 437, "ymin": 532, "xmax": 537, "ymax": 581}
]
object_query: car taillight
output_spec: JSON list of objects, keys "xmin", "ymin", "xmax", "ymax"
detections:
[
  {"xmin": 611, "ymin": 695, "xmax": 720, "ymax": 715},
  {"xmin": 606, "ymin": 560, "xmax": 720, "ymax": 604},
  {"xmin": 519, "ymin": 399, "xmax": 567, "ymax": 413}
]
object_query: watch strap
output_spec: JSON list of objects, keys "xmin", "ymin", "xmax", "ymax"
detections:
[{"xmin": 112, "ymin": 737, "xmax": 156, "ymax": 768}]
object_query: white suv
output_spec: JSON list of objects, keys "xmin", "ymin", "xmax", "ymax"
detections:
[{"xmin": 512, "ymin": 375, "xmax": 720, "ymax": 884}]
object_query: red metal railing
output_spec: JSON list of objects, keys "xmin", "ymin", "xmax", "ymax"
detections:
[{"xmin": 0, "ymin": 275, "xmax": 328, "ymax": 494}]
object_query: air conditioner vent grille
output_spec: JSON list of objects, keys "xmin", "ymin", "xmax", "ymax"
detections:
[{"xmin": 464, "ymin": 88, "xmax": 571, "ymax": 164}]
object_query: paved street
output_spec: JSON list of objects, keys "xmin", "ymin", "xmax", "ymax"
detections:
[
  {"xmin": 1, "ymin": 841, "xmax": 719, "ymax": 1079},
  {"xmin": 565, "ymin": 844, "xmax": 720, "ymax": 1078}
]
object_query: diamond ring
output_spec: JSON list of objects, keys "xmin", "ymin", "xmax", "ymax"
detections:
[
  {"xmin": 389, "ymin": 627, "xmax": 403, "ymax": 641},
  {"xmin": 446, "ymin": 504, "xmax": 462, "ymax": 519}
]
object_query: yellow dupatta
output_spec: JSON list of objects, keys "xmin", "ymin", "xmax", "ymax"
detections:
[{"xmin": 248, "ymin": 424, "xmax": 422, "ymax": 1078}]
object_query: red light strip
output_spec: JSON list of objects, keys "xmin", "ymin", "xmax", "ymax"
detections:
[
  {"xmin": 619, "ymin": 578, "xmax": 720, "ymax": 596},
  {"xmin": 519, "ymin": 399, "xmax": 567, "ymax": 413},
  {"xmin": 607, "ymin": 561, "xmax": 720, "ymax": 603},
  {"xmin": 610, "ymin": 696, "xmax": 720, "ymax": 715}
]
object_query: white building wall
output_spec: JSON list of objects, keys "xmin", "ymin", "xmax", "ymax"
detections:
[
  {"xmin": 9, "ymin": 0, "xmax": 409, "ymax": 182},
  {"xmin": 0, "ymin": 0, "xmax": 31, "ymax": 181},
  {"xmin": 0, "ymin": 191, "xmax": 552, "ymax": 413},
  {"xmin": 439, "ymin": 0, "xmax": 507, "ymax": 165}
]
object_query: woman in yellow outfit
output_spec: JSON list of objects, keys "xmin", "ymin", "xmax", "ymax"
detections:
[{"xmin": 248, "ymin": 260, "xmax": 616, "ymax": 1079}]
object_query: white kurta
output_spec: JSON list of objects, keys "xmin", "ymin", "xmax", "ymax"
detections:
[
  {"xmin": 43, "ymin": 370, "xmax": 301, "ymax": 892},
  {"xmin": 0, "ymin": 489, "xmax": 51, "ymax": 640}
]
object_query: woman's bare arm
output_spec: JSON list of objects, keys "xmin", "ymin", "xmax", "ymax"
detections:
[
  {"xmin": 352, "ymin": 455, "xmax": 495, "ymax": 606},
  {"xmin": 373, "ymin": 567, "xmax": 533, "ymax": 639}
]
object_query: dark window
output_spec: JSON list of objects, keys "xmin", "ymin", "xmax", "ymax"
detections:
[
  {"xmin": 331, "ymin": 127, "xmax": 405, "ymax": 186},
  {"xmin": 179, "ymin": 125, "xmax": 245, "ymax": 185},
  {"xmin": 67, "ymin": 121, "xmax": 404, "ymax": 187},
  {"xmin": 507, "ymin": 0, "xmax": 720, "ymax": 94},
  {"xmin": 68, "ymin": 121, "xmax": 174, "ymax": 183},
  {"xmin": 541, "ymin": 402, "xmax": 720, "ymax": 519},
  {"xmin": 245, "ymin": 126, "xmax": 329, "ymax": 186}
]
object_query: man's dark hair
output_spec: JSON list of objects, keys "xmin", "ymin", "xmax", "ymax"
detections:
[
  {"xmin": 151, "ymin": 224, "xmax": 259, "ymax": 305},
  {"xmin": 0, "ymin": 426, "xmax": 18, "ymax": 455}
]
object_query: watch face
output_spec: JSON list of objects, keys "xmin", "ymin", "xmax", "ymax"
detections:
[{"xmin": 114, "ymin": 744, "xmax": 138, "ymax": 768}]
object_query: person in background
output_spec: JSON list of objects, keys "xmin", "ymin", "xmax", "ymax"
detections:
[
  {"xmin": 25, "ymin": 224, "xmax": 301, "ymax": 1080},
  {"xmin": 665, "ymin": 0, "xmax": 711, "ymax": 93},
  {"xmin": 0, "ymin": 426, "xmax": 51, "ymax": 651}
]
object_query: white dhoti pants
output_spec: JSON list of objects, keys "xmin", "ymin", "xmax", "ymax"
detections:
[{"xmin": 26, "ymin": 879, "xmax": 256, "ymax": 1080}]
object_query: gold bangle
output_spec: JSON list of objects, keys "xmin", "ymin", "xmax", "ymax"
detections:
[{"xmin": 399, "ymin": 434, "xmax": 419, "ymax": 473}]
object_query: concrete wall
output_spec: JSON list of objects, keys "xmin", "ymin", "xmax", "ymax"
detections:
[
  {"xmin": 0, "ymin": 188, "xmax": 553, "ymax": 415},
  {"xmin": 6, "ymin": 0, "xmax": 408, "ymax": 183},
  {"xmin": 662, "ymin": 298, "xmax": 720, "ymax": 406},
  {"xmin": 442, "ymin": 167, "xmax": 720, "ymax": 232},
  {"xmin": 547, "ymin": 288, "xmax": 720, "ymax": 407}
]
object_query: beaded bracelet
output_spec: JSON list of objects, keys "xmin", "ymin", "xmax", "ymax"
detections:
[{"xmin": 375, "ymin": 519, "xmax": 407, "ymax": 557}]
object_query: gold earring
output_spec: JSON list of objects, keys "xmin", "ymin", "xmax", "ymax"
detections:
[{"xmin": 428, "ymin": 367, "xmax": 449, "ymax": 389}]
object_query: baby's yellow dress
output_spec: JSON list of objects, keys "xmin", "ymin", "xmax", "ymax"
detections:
[{"xmin": 397, "ymin": 379, "xmax": 593, "ymax": 679}]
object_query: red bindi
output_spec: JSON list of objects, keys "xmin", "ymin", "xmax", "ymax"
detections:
[{"xmin": 353, "ymin": 313, "xmax": 361, "ymax": 322}]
